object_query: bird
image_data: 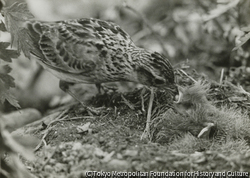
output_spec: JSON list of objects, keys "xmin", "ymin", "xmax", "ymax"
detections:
[
  {"xmin": 3, "ymin": 3, "xmax": 178, "ymax": 137},
  {"xmin": 21, "ymin": 19, "xmax": 177, "ymax": 101}
]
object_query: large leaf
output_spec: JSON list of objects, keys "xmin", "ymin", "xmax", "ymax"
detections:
[{"xmin": 2, "ymin": 2, "xmax": 34, "ymax": 47}]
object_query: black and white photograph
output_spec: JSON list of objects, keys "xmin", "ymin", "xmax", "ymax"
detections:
[{"xmin": 0, "ymin": 0, "xmax": 250, "ymax": 177}]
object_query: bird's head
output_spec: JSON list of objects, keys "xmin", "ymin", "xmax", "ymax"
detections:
[{"xmin": 135, "ymin": 51, "xmax": 178, "ymax": 96}]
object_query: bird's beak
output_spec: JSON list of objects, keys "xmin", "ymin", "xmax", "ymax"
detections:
[
  {"xmin": 197, "ymin": 122, "xmax": 215, "ymax": 138},
  {"xmin": 173, "ymin": 85, "xmax": 182, "ymax": 103}
]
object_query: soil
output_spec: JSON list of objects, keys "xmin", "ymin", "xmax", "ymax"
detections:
[{"xmin": 19, "ymin": 79, "xmax": 250, "ymax": 177}]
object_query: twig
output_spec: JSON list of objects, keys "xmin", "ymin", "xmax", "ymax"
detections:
[
  {"xmin": 27, "ymin": 65, "xmax": 44, "ymax": 89},
  {"xmin": 238, "ymin": 85, "xmax": 250, "ymax": 96},
  {"xmin": 40, "ymin": 145, "xmax": 58, "ymax": 171},
  {"xmin": 59, "ymin": 116, "xmax": 96, "ymax": 121},
  {"xmin": 123, "ymin": 3, "xmax": 170, "ymax": 58},
  {"xmin": 178, "ymin": 69, "xmax": 197, "ymax": 83},
  {"xmin": 34, "ymin": 110, "xmax": 69, "ymax": 151},
  {"xmin": 114, "ymin": 106, "xmax": 118, "ymax": 119},
  {"xmin": 34, "ymin": 128, "xmax": 50, "ymax": 151},
  {"xmin": 225, "ymin": 81, "xmax": 250, "ymax": 96},
  {"xmin": 121, "ymin": 94, "xmax": 135, "ymax": 110},
  {"xmin": 219, "ymin": 68, "xmax": 224, "ymax": 84},
  {"xmin": 47, "ymin": 114, "xmax": 68, "ymax": 126},
  {"xmin": 108, "ymin": 119, "xmax": 117, "ymax": 128}
]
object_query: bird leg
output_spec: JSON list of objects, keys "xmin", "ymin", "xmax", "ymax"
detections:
[
  {"xmin": 141, "ymin": 87, "xmax": 154, "ymax": 140},
  {"xmin": 95, "ymin": 83, "xmax": 103, "ymax": 94},
  {"xmin": 59, "ymin": 80, "xmax": 99, "ymax": 115},
  {"xmin": 140, "ymin": 87, "xmax": 146, "ymax": 114}
]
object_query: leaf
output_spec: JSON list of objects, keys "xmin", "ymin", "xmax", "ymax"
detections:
[
  {"xmin": 3, "ymin": 2, "xmax": 34, "ymax": 29},
  {"xmin": 2, "ymin": 64, "xmax": 12, "ymax": 73},
  {"xmin": 202, "ymin": 0, "xmax": 240, "ymax": 22},
  {"xmin": 0, "ymin": 73, "xmax": 15, "ymax": 88},
  {"xmin": 15, "ymin": 28, "xmax": 42, "ymax": 59},
  {"xmin": 17, "ymin": 28, "xmax": 35, "ymax": 59},
  {"xmin": 2, "ymin": 2, "xmax": 34, "ymax": 47},
  {"xmin": 233, "ymin": 32, "xmax": 250, "ymax": 51},
  {"xmin": 0, "ymin": 65, "xmax": 19, "ymax": 108},
  {"xmin": 2, "ymin": 2, "xmax": 36, "ymax": 59},
  {"xmin": 0, "ymin": 20, "xmax": 7, "ymax": 32},
  {"xmin": 0, "ymin": 42, "xmax": 19, "ymax": 62},
  {"xmin": 0, "ymin": 80, "xmax": 20, "ymax": 108},
  {"xmin": 3, "ymin": 2, "xmax": 33, "ymax": 21},
  {"xmin": 77, "ymin": 122, "xmax": 91, "ymax": 133}
]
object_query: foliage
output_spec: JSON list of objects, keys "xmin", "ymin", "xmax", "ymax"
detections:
[
  {"xmin": 0, "ymin": 43, "xmax": 19, "ymax": 108},
  {"xmin": 142, "ymin": 0, "xmax": 250, "ymax": 88},
  {"xmin": 0, "ymin": 11, "xmax": 19, "ymax": 108},
  {"xmin": 2, "ymin": 2, "xmax": 34, "ymax": 58},
  {"xmin": 202, "ymin": 0, "xmax": 240, "ymax": 22},
  {"xmin": 0, "ymin": 2, "xmax": 34, "ymax": 108},
  {"xmin": 234, "ymin": 26, "xmax": 250, "ymax": 50},
  {"xmin": 1, "ymin": 0, "xmax": 250, "ymax": 177},
  {"xmin": 0, "ymin": 42, "xmax": 18, "ymax": 62},
  {"xmin": 0, "ymin": 20, "xmax": 6, "ymax": 31}
]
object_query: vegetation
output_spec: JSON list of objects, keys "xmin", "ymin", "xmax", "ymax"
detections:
[{"xmin": 1, "ymin": 0, "xmax": 250, "ymax": 177}]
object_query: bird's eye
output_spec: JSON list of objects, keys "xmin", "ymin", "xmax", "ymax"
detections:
[{"xmin": 154, "ymin": 78, "xmax": 165, "ymax": 85}]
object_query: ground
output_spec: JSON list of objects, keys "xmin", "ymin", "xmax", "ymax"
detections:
[
  {"xmin": 5, "ymin": 76, "xmax": 249, "ymax": 177},
  {"xmin": 1, "ymin": 0, "xmax": 250, "ymax": 177}
]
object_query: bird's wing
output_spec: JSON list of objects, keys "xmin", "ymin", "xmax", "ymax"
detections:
[{"xmin": 25, "ymin": 18, "xmax": 135, "ymax": 74}]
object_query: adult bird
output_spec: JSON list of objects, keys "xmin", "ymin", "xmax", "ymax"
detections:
[{"xmin": 2, "ymin": 2, "xmax": 178, "ymax": 137}]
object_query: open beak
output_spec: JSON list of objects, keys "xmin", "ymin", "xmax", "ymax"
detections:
[
  {"xmin": 173, "ymin": 85, "xmax": 182, "ymax": 103},
  {"xmin": 197, "ymin": 122, "xmax": 215, "ymax": 138}
]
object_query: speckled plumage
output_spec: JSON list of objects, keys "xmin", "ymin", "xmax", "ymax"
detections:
[{"xmin": 23, "ymin": 18, "xmax": 177, "ymax": 93}]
